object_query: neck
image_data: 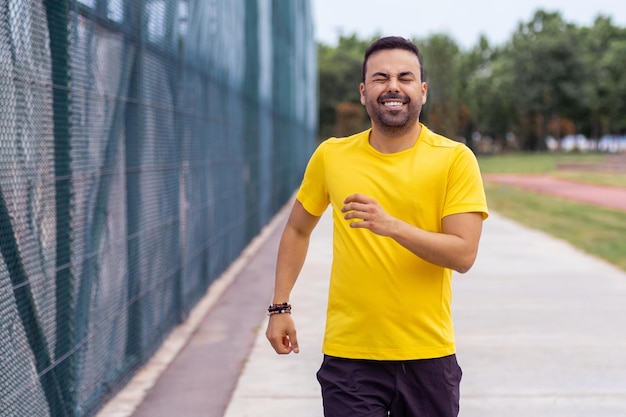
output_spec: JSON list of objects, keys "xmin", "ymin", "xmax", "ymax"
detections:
[{"xmin": 368, "ymin": 121, "xmax": 422, "ymax": 154}]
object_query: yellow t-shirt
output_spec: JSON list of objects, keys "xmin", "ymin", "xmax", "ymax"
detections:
[{"xmin": 297, "ymin": 125, "xmax": 488, "ymax": 360}]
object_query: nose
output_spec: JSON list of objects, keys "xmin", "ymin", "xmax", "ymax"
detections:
[{"xmin": 387, "ymin": 76, "xmax": 400, "ymax": 92}]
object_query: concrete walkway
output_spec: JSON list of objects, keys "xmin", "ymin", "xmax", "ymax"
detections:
[
  {"xmin": 452, "ymin": 212, "xmax": 626, "ymax": 416},
  {"xmin": 99, "ymin": 206, "xmax": 626, "ymax": 417}
]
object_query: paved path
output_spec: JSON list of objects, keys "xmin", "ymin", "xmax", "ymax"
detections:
[
  {"xmin": 96, "ymin": 206, "xmax": 290, "ymax": 417},
  {"xmin": 483, "ymin": 174, "xmax": 626, "ymax": 211},
  {"xmin": 453, "ymin": 213, "xmax": 626, "ymax": 416}
]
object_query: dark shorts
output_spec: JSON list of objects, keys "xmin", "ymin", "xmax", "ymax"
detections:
[{"xmin": 316, "ymin": 354, "xmax": 462, "ymax": 417}]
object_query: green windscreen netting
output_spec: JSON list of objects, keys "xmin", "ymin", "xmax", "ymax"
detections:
[{"xmin": 0, "ymin": 0, "xmax": 317, "ymax": 415}]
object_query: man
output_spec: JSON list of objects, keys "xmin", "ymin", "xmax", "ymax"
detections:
[{"xmin": 266, "ymin": 36, "xmax": 488, "ymax": 417}]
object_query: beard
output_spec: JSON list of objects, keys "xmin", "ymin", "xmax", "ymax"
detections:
[{"xmin": 364, "ymin": 92, "xmax": 422, "ymax": 135}]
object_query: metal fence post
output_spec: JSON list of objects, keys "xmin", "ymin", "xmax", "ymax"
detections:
[{"xmin": 44, "ymin": 0, "xmax": 75, "ymax": 415}]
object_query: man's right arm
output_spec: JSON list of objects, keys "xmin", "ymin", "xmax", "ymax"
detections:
[{"xmin": 266, "ymin": 199, "xmax": 321, "ymax": 354}]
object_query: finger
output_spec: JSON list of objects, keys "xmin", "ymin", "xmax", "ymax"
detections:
[
  {"xmin": 278, "ymin": 339, "xmax": 293, "ymax": 354},
  {"xmin": 267, "ymin": 329, "xmax": 290, "ymax": 354},
  {"xmin": 344, "ymin": 193, "xmax": 372, "ymax": 204},
  {"xmin": 289, "ymin": 332, "xmax": 300, "ymax": 354},
  {"xmin": 267, "ymin": 334, "xmax": 286, "ymax": 354},
  {"xmin": 343, "ymin": 193, "xmax": 357, "ymax": 204},
  {"xmin": 349, "ymin": 220, "xmax": 369, "ymax": 229},
  {"xmin": 281, "ymin": 336, "xmax": 291, "ymax": 352},
  {"xmin": 342, "ymin": 202, "xmax": 370, "ymax": 214},
  {"xmin": 344, "ymin": 211, "xmax": 367, "ymax": 222}
]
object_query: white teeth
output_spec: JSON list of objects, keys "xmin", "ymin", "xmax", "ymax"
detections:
[{"xmin": 384, "ymin": 101, "xmax": 403, "ymax": 107}]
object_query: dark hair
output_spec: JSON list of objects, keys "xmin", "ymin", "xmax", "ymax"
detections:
[{"xmin": 362, "ymin": 36, "xmax": 424, "ymax": 82}]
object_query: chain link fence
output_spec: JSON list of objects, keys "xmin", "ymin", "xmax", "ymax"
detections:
[{"xmin": 0, "ymin": 0, "xmax": 317, "ymax": 415}]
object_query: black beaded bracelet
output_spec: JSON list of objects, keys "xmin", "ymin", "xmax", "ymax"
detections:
[{"xmin": 267, "ymin": 302, "xmax": 291, "ymax": 316}]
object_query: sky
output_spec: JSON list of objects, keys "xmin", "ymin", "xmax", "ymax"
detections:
[{"xmin": 312, "ymin": 0, "xmax": 626, "ymax": 49}]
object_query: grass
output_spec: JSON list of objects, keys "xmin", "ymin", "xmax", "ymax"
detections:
[
  {"xmin": 478, "ymin": 153, "xmax": 626, "ymax": 272},
  {"xmin": 477, "ymin": 153, "xmax": 607, "ymax": 174},
  {"xmin": 479, "ymin": 152, "xmax": 626, "ymax": 187}
]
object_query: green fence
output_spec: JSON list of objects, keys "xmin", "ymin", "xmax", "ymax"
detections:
[{"xmin": 0, "ymin": 0, "xmax": 317, "ymax": 415}]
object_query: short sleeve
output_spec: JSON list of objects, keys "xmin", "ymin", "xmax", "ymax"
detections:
[
  {"xmin": 296, "ymin": 141, "xmax": 330, "ymax": 216},
  {"xmin": 443, "ymin": 145, "xmax": 489, "ymax": 220}
]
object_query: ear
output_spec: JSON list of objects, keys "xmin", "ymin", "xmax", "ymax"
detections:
[
  {"xmin": 421, "ymin": 82, "xmax": 428, "ymax": 104},
  {"xmin": 360, "ymin": 83, "xmax": 366, "ymax": 105}
]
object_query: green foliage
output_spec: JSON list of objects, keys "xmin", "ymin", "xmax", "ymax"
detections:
[
  {"xmin": 579, "ymin": 16, "xmax": 626, "ymax": 136},
  {"xmin": 507, "ymin": 11, "xmax": 586, "ymax": 149},
  {"xmin": 460, "ymin": 36, "xmax": 515, "ymax": 142},
  {"xmin": 317, "ymin": 34, "xmax": 374, "ymax": 139},
  {"xmin": 317, "ymin": 10, "xmax": 626, "ymax": 149},
  {"xmin": 418, "ymin": 34, "xmax": 462, "ymax": 139}
]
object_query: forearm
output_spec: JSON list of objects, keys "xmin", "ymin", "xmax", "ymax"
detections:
[
  {"xmin": 388, "ymin": 218, "xmax": 478, "ymax": 273},
  {"xmin": 343, "ymin": 194, "xmax": 483, "ymax": 273},
  {"xmin": 342, "ymin": 194, "xmax": 483, "ymax": 273},
  {"xmin": 266, "ymin": 200, "xmax": 320, "ymax": 355},
  {"xmin": 267, "ymin": 229, "xmax": 306, "ymax": 355},
  {"xmin": 271, "ymin": 199, "xmax": 321, "ymax": 302},
  {"xmin": 272, "ymin": 225, "xmax": 311, "ymax": 303}
]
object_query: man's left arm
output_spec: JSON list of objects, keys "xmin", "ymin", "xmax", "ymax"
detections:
[{"xmin": 342, "ymin": 194, "xmax": 483, "ymax": 273}]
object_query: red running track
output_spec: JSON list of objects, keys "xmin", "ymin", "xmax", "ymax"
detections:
[{"xmin": 483, "ymin": 174, "xmax": 626, "ymax": 212}]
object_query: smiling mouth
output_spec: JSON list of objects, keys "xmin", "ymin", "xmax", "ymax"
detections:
[
  {"xmin": 379, "ymin": 94, "xmax": 408, "ymax": 109},
  {"xmin": 383, "ymin": 101, "xmax": 404, "ymax": 109}
]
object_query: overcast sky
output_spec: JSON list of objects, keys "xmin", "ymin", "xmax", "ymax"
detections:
[{"xmin": 312, "ymin": 0, "xmax": 626, "ymax": 49}]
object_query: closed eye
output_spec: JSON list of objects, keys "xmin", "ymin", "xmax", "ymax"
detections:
[
  {"xmin": 398, "ymin": 71, "xmax": 417, "ymax": 82},
  {"xmin": 370, "ymin": 72, "xmax": 416, "ymax": 83},
  {"xmin": 372, "ymin": 73, "xmax": 389, "ymax": 82}
]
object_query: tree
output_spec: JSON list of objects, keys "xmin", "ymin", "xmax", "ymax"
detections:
[
  {"xmin": 317, "ymin": 34, "xmax": 373, "ymax": 139},
  {"xmin": 418, "ymin": 34, "xmax": 463, "ymax": 140},
  {"xmin": 461, "ymin": 36, "xmax": 516, "ymax": 150},
  {"xmin": 577, "ymin": 16, "xmax": 626, "ymax": 138},
  {"xmin": 508, "ymin": 10, "xmax": 586, "ymax": 150},
  {"xmin": 599, "ymin": 39, "xmax": 626, "ymax": 134}
]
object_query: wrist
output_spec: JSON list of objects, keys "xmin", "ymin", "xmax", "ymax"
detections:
[{"xmin": 267, "ymin": 302, "xmax": 292, "ymax": 316}]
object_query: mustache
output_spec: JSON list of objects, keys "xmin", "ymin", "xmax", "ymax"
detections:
[{"xmin": 378, "ymin": 93, "xmax": 409, "ymax": 103}]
